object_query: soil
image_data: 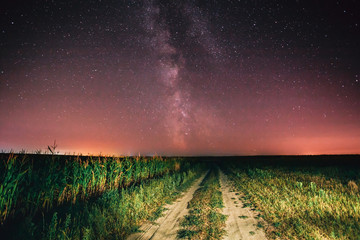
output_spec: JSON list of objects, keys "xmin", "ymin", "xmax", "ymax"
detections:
[
  {"xmin": 219, "ymin": 170, "xmax": 267, "ymax": 240},
  {"xmin": 127, "ymin": 170, "xmax": 268, "ymax": 240},
  {"xmin": 126, "ymin": 172, "xmax": 208, "ymax": 240}
]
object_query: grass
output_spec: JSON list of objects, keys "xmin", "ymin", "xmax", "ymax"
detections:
[
  {"xmin": 0, "ymin": 153, "xmax": 182, "ymax": 223},
  {"xmin": 40, "ymin": 167, "xmax": 202, "ymax": 240},
  {"xmin": 0, "ymin": 153, "xmax": 204, "ymax": 239},
  {"xmin": 178, "ymin": 166, "xmax": 227, "ymax": 240},
  {"xmin": 221, "ymin": 157, "xmax": 360, "ymax": 240},
  {"xmin": 3, "ymin": 154, "xmax": 359, "ymax": 239}
]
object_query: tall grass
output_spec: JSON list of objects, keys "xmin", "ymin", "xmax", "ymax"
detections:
[
  {"xmin": 40, "ymin": 167, "xmax": 202, "ymax": 240},
  {"xmin": 221, "ymin": 159, "xmax": 360, "ymax": 240},
  {"xmin": 0, "ymin": 154, "xmax": 182, "ymax": 223},
  {"xmin": 0, "ymin": 153, "xmax": 204, "ymax": 239}
]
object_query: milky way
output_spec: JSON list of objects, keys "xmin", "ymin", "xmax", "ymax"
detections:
[{"xmin": 0, "ymin": 0, "xmax": 360, "ymax": 155}]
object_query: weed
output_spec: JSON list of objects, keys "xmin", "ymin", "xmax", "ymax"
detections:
[
  {"xmin": 178, "ymin": 167, "xmax": 227, "ymax": 239},
  {"xmin": 257, "ymin": 221, "xmax": 265, "ymax": 229},
  {"xmin": 47, "ymin": 140, "xmax": 58, "ymax": 155},
  {"xmin": 348, "ymin": 180, "xmax": 358, "ymax": 193},
  {"xmin": 0, "ymin": 153, "xmax": 204, "ymax": 239},
  {"xmin": 221, "ymin": 159, "xmax": 360, "ymax": 240}
]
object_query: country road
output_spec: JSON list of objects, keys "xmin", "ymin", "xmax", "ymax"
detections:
[
  {"xmin": 219, "ymin": 170, "xmax": 267, "ymax": 240},
  {"xmin": 126, "ymin": 172, "xmax": 208, "ymax": 240},
  {"xmin": 127, "ymin": 169, "xmax": 267, "ymax": 240}
]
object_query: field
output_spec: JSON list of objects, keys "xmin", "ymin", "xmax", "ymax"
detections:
[
  {"xmin": 0, "ymin": 154, "xmax": 359, "ymax": 239},
  {"xmin": 219, "ymin": 156, "xmax": 360, "ymax": 240}
]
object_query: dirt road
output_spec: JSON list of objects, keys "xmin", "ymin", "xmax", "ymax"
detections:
[
  {"xmin": 127, "ymin": 170, "xmax": 267, "ymax": 240},
  {"xmin": 219, "ymin": 170, "xmax": 267, "ymax": 240},
  {"xmin": 126, "ymin": 172, "xmax": 208, "ymax": 240}
]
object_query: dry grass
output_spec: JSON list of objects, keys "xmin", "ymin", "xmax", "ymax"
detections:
[
  {"xmin": 347, "ymin": 180, "xmax": 358, "ymax": 193},
  {"xmin": 222, "ymin": 163, "xmax": 360, "ymax": 240}
]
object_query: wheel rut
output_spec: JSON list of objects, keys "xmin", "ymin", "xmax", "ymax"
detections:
[
  {"xmin": 219, "ymin": 169, "xmax": 267, "ymax": 240},
  {"xmin": 126, "ymin": 171, "xmax": 208, "ymax": 240}
]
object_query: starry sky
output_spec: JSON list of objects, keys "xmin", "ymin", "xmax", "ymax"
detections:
[{"xmin": 1, "ymin": 0, "xmax": 360, "ymax": 156}]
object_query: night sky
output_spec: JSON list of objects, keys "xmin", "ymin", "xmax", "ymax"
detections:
[{"xmin": 1, "ymin": 0, "xmax": 360, "ymax": 156}]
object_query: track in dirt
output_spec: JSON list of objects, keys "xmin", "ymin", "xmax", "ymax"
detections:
[
  {"xmin": 128, "ymin": 170, "xmax": 267, "ymax": 240},
  {"xmin": 219, "ymin": 170, "xmax": 267, "ymax": 240},
  {"xmin": 127, "ymin": 172, "xmax": 208, "ymax": 240}
]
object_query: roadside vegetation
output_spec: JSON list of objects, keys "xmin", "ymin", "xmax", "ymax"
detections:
[
  {"xmin": 0, "ymin": 153, "xmax": 204, "ymax": 239},
  {"xmin": 221, "ymin": 157, "xmax": 360, "ymax": 240},
  {"xmin": 178, "ymin": 166, "xmax": 227, "ymax": 240}
]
